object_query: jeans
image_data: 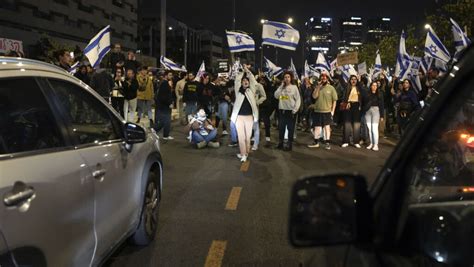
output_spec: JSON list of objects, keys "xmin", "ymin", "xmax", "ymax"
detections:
[
  {"xmin": 185, "ymin": 101, "xmax": 198, "ymax": 118},
  {"xmin": 260, "ymin": 108, "xmax": 272, "ymax": 138},
  {"xmin": 253, "ymin": 121, "xmax": 260, "ymax": 147},
  {"xmin": 192, "ymin": 129, "xmax": 217, "ymax": 143},
  {"xmin": 343, "ymin": 102, "xmax": 361, "ymax": 144},
  {"xmin": 154, "ymin": 109, "xmax": 171, "ymax": 137},
  {"xmin": 123, "ymin": 98, "xmax": 137, "ymax": 122},
  {"xmin": 217, "ymin": 102, "xmax": 229, "ymax": 131},
  {"xmin": 279, "ymin": 110, "xmax": 296, "ymax": 144},
  {"xmin": 365, "ymin": 107, "xmax": 380, "ymax": 145},
  {"xmin": 137, "ymin": 99, "xmax": 153, "ymax": 120},
  {"xmin": 360, "ymin": 115, "xmax": 369, "ymax": 142},
  {"xmin": 230, "ymin": 121, "xmax": 238, "ymax": 143}
]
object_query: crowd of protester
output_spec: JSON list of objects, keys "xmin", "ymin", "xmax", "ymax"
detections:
[{"xmin": 1, "ymin": 43, "xmax": 443, "ymax": 163}]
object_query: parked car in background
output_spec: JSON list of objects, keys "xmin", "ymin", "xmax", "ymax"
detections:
[{"xmin": 0, "ymin": 57, "xmax": 163, "ymax": 266}]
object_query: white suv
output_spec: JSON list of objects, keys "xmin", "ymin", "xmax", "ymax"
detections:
[{"xmin": 0, "ymin": 57, "xmax": 163, "ymax": 266}]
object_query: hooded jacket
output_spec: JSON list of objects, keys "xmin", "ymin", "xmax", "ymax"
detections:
[{"xmin": 230, "ymin": 71, "xmax": 259, "ymax": 123}]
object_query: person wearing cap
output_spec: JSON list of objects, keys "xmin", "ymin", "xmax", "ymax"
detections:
[
  {"xmin": 308, "ymin": 72, "xmax": 338, "ymax": 150},
  {"xmin": 230, "ymin": 65, "xmax": 259, "ymax": 163},
  {"xmin": 187, "ymin": 109, "xmax": 220, "ymax": 149}
]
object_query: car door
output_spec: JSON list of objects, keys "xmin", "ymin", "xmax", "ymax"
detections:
[
  {"xmin": 46, "ymin": 78, "xmax": 141, "ymax": 262},
  {"xmin": 0, "ymin": 77, "xmax": 95, "ymax": 266},
  {"xmin": 397, "ymin": 78, "xmax": 474, "ymax": 266}
]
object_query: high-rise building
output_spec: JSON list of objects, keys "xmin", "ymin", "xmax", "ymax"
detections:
[
  {"xmin": 367, "ymin": 17, "xmax": 391, "ymax": 43},
  {"xmin": 305, "ymin": 17, "xmax": 333, "ymax": 60},
  {"xmin": 0, "ymin": 0, "xmax": 138, "ymax": 56},
  {"xmin": 338, "ymin": 17, "xmax": 364, "ymax": 52}
]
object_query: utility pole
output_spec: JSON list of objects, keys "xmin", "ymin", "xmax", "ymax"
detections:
[
  {"xmin": 184, "ymin": 26, "xmax": 188, "ymax": 67},
  {"xmin": 232, "ymin": 0, "xmax": 236, "ymax": 30},
  {"xmin": 160, "ymin": 0, "xmax": 166, "ymax": 57}
]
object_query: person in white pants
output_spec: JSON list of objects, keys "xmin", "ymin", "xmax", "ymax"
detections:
[
  {"xmin": 364, "ymin": 81, "xmax": 385, "ymax": 151},
  {"xmin": 122, "ymin": 69, "xmax": 139, "ymax": 122}
]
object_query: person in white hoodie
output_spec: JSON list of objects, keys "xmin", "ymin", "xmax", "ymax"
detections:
[
  {"xmin": 230, "ymin": 65, "xmax": 259, "ymax": 162},
  {"xmin": 274, "ymin": 71, "xmax": 301, "ymax": 151}
]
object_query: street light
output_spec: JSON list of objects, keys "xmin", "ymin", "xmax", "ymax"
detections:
[
  {"xmin": 288, "ymin": 17, "xmax": 293, "ymax": 24},
  {"xmin": 168, "ymin": 26, "xmax": 173, "ymax": 31},
  {"xmin": 311, "ymin": 35, "xmax": 316, "ymax": 41},
  {"xmin": 424, "ymin": 24, "xmax": 431, "ymax": 30},
  {"xmin": 260, "ymin": 19, "xmax": 266, "ymax": 24}
]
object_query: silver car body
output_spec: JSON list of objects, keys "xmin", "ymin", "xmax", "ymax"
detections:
[{"xmin": 0, "ymin": 57, "xmax": 162, "ymax": 266}]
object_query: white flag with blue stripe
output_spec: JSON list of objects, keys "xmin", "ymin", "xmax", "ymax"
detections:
[
  {"xmin": 340, "ymin": 65, "xmax": 357, "ymax": 82},
  {"xmin": 425, "ymin": 27, "xmax": 451, "ymax": 64},
  {"xmin": 69, "ymin": 61, "xmax": 80, "ymax": 74},
  {"xmin": 315, "ymin": 52, "xmax": 330, "ymax": 74},
  {"xmin": 450, "ymin": 18, "xmax": 471, "ymax": 60},
  {"xmin": 358, "ymin": 62, "xmax": 367, "ymax": 76},
  {"xmin": 226, "ymin": 31, "xmax": 255, "ymax": 53},
  {"xmin": 373, "ymin": 50, "xmax": 382, "ymax": 78},
  {"xmin": 228, "ymin": 59, "xmax": 242, "ymax": 80},
  {"xmin": 84, "ymin": 25, "xmax": 111, "ymax": 68},
  {"xmin": 395, "ymin": 31, "xmax": 411, "ymax": 78},
  {"xmin": 304, "ymin": 60, "xmax": 318, "ymax": 78},
  {"xmin": 420, "ymin": 56, "xmax": 432, "ymax": 74},
  {"xmin": 262, "ymin": 21, "xmax": 300, "ymax": 51},
  {"xmin": 289, "ymin": 58, "xmax": 299, "ymax": 81},
  {"xmin": 263, "ymin": 57, "xmax": 283, "ymax": 79},
  {"xmin": 160, "ymin": 56, "xmax": 187, "ymax": 72},
  {"xmin": 194, "ymin": 61, "xmax": 206, "ymax": 81}
]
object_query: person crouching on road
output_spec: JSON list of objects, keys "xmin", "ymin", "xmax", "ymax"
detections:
[
  {"xmin": 187, "ymin": 109, "xmax": 219, "ymax": 149},
  {"xmin": 274, "ymin": 71, "xmax": 301, "ymax": 151},
  {"xmin": 230, "ymin": 65, "xmax": 259, "ymax": 163}
]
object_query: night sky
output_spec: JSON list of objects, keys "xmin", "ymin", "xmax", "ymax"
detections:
[{"xmin": 167, "ymin": 0, "xmax": 436, "ymax": 67}]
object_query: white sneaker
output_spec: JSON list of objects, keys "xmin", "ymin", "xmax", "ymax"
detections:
[
  {"xmin": 372, "ymin": 145, "xmax": 379, "ymax": 151},
  {"xmin": 265, "ymin": 137, "xmax": 271, "ymax": 142},
  {"xmin": 237, "ymin": 154, "xmax": 243, "ymax": 159},
  {"xmin": 341, "ymin": 143, "xmax": 349, "ymax": 148},
  {"xmin": 163, "ymin": 136, "xmax": 174, "ymax": 140},
  {"xmin": 367, "ymin": 144, "xmax": 373, "ymax": 150},
  {"xmin": 252, "ymin": 145, "xmax": 258, "ymax": 151},
  {"xmin": 222, "ymin": 130, "xmax": 229, "ymax": 135},
  {"xmin": 354, "ymin": 144, "xmax": 361, "ymax": 149},
  {"xmin": 241, "ymin": 155, "xmax": 248, "ymax": 162}
]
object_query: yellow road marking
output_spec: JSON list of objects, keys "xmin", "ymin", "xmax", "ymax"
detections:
[
  {"xmin": 240, "ymin": 160, "xmax": 250, "ymax": 172},
  {"xmin": 204, "ymin": 240, "xmax": 227, "ymax": 267},
  {"xmin": 225, "ymin": 187, "xmax": 242, "ymax": 211}
]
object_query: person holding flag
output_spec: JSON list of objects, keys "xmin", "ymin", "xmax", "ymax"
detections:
[{"xmin": 230, "ymin": 65, "xmax": 259, "ymax": 163}]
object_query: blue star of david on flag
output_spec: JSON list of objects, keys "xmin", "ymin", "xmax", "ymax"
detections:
[
  {"xmin": 430, "ymin": 45, "xmax": 438, "ymax": 54},
  {"xmin": 275, "ymin": 29, "xmax": 285, "ymax": 39},
  {"xmin": 235, "ymin": 35, "xmax": 242, "ymax": 44}
]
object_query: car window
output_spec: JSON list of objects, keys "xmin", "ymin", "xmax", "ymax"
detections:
[
  {"xmin": 0, "ymin": 78, "xmax": 64, "ymax": 154},
  {"xmin": 48, "ymin": 79, "xmax": 123, "ymax": 145},
  {"xmin": 403, "ymin": 81, "xmax": 474, "ymax": 264}
]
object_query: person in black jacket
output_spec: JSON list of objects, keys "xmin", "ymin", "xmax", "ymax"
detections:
[
  {"xmin": 74, "ymin": 65, "xmax": 90, "ymax": 85},
  {"xmin": 182, "ymin": 72, "xmax": 201, "ymax": 118},
  {"xmin": 123, "ymin": 69, "xmax": 139, "ymax": 122},
  {"xmin": 198, "ymin": 73, "xmax": 215, "ymax": 116},
  {"xmin": 90, "ymin": 67, "xmax": 114, "ymax": 100},
  {"xmin": 363, "ymin": 82, "xmax": 385, "ymax": 151},
  {"xmin": 154, "ymin": 70, "xmax": 175, "ymax": 140}
]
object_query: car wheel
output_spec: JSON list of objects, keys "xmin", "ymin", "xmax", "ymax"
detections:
[{"xmin": 130, "ymin": 169, "xmax": 160, "ymax": 245}]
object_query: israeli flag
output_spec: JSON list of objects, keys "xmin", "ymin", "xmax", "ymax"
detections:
[
  {"xmin": 315, "ymin": 52, "xmax": 330, "ymax": 74},
  {"xmin": 69, "ymin": 61, "xmax": 80, "ymax": 74},
  {"xmin": 395, "ymin": 31, "xmax": 411, "ymax": 78},
  {"xmin": 425, "ymin": 28, "xmax": 451, "ymax": 64},
  {"xmin": 84, "ymin": 25, "xmax": 111, "ymax": 69},
  {"xmin": 263, "ymin": 57, "xmax": 283, "ymax": 78},
  {"xmin": 450, "ymin": 18, "xmax": 471, "ymax": 59},
  {"xmin": 340, "ymin": 64, "xmax": 357, "ymax": 82},
  {"xmin": 194, "ymin": 61, "xmax": 206, "ymax": 81},
  {"xmin": 304, "ymin": 60, "xmax": 318, "ymax": 78},
  {"xmin": 289, "ymin": 58, "xmax": 299, "ymax": 81},
  {"xmin": 160, "ymin": 56, "xmax": 187, "ymax": 72},
  {"xmin": 373, "ymin": 50, "xmax": 382, "ymax": 78},
  {"xmin": 262, "ymin": 21, "xmax": 300, "ymax": 51},
  {"xmin": 420, "ymin": 56, "xmax": 433, "ymax": 74},
  {"xmin": 226, "ymin": 31, "xmax": 255, "ymax": 53},
  {"xmin": 330, "ymin": 59, "xmax": 337, "ymax": 76}
]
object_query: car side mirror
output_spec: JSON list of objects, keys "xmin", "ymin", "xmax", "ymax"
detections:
[
  {"xmin": 124, "ymin": 123, "xmax": 146, "ymax": 144},
  {"xmin": 289, "ymin": 174, "xmax": 372, "ymax": 247}
]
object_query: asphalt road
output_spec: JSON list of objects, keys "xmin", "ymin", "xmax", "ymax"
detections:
[{"xmin": 105, "ymin": 123, "xmax": 395, "ymax": 267}]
